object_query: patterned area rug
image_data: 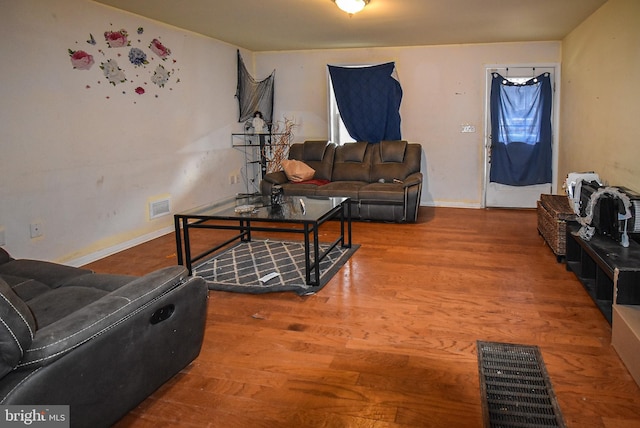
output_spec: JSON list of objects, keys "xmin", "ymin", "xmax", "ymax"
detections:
[
  {"xmin": 193, "ymin": 239, "xmax": 359, "ymax": 295},
  {"xmin": 477, "ymin": 341, "xmax": 565, "ymax": 428}
]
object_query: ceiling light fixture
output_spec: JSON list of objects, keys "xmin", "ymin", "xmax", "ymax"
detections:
[{"xmin": 333, "ymin": 0, "xmax": 370, "ymax": 15}]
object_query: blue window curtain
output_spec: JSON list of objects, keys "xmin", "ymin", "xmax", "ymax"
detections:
[
  {"xmin": 328, "ymin": 62, "xmax": 402, "ymax": 143},
  {"xmin": 489, "ymin": 72, "xmax": 552, "ymax": 186}
]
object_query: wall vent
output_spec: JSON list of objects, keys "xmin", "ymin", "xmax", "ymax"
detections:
[{"xmin": 149, "ymin": 198, "xmax": 171, "ymax": 219}]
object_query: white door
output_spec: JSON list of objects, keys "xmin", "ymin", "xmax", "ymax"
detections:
[{"xmin": 483, "ymin": 65, "xmax": 559, "ymax": 208}]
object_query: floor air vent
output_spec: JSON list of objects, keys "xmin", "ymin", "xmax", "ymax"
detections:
[
  {"xmin": 477, "ymin": 341, "xmax": 565, "ymax": 428},
  {"xmin": 149, "ymin": 198, "xmax": 171, "ymax": 219}
]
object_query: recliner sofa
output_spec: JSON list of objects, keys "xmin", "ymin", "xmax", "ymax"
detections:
[
  {"xmin": 0, "ymin": 248, "xmax": 208, "ymax": 427},
  {"xmin": 260, "ymin": 140, "xmax": 423, "ymax": 222}
]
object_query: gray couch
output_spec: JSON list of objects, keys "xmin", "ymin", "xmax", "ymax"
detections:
[
  {"xmin": 0, "ymin": 248, "xmax": 208, "ymax": 427},
  {"xmin": 260, "ymin": 140, "xmax": 423, "ymax": 222}
]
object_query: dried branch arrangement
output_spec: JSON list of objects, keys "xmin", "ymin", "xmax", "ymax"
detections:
[{"xmin": 264, "ymin": 117, "xmax": 297, "ymax": 173}]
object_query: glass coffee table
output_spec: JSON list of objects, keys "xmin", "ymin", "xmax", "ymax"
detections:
[{"xmin": 174, "ymin": 195, "xmax": 352, "ymax": 287}]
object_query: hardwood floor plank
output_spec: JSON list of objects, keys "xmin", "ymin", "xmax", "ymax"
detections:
[{"xmin": 80, "ymin": 207, "xmax": 640, "ymax": 427}]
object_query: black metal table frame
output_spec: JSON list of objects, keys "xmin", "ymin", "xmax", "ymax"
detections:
[{"xmin": 174, "ymin": 199, "xmax": 352, "ymax": 287}]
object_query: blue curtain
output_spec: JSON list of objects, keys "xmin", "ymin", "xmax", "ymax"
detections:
[
  {"xmin": 328, "ymin": 62, "xmax": 402, "ymax": 143},
  {"xmin": 490, "ymin": 72, "xmax": 552, "ymax": 186}
]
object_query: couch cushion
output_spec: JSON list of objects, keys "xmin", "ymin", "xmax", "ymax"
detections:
[
  {"xmin": 302, "ymin": 140, "xmax": 330, "ymax": 161},
  {"xmin": 27, "ymin": 286, "xmax": 109, "ymax": 329},
  {"xmin": 281, "ymin": 182, "xmax": 321, "ymax": 197},
  {"xmin": 370, "ymin": 142, "xmax": 422, "ymax": 183},
  {"xmin": 332, "ymin": 143, "xmax": 373, "ymax": 182},
  {"xmin": 340, "ymin": 142, "xmax": 368, "ymax": 162},
  {"xmin": 0, "ymin": 277, "xmax": 36, "ymax": 378},
  {"xmin": 315, "ymin": 181, "xmax": 366, "ymax": 200},
  {"xmin": 0, "ymin": 259, "xmax": 93, "ymax": 289},
  {"xmin": 359, "ymin": 183, "xmax": 405, "ymax": 202},
  {"xmin": 281, "ymin": 159, "xmax": 315, "ymax": 182},
  {"xmin": 1, "ymin": 275, "xmax": 51, "ymax": 301},
  {"xmin": 380, "ymin": 140, "xmax": 407, "ymax": 163},
  {"xmin": 61, "ymin": 272, "xmax": 137, "ymax": 293}
]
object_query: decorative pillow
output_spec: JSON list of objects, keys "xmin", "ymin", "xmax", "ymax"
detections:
[
  {"xmin": 281, "ymin": 159, "xmax": 315, "ymax": 182},
  {"xmin": 0, "ymin": 277, "xmax": 36, "ymax": 378}
]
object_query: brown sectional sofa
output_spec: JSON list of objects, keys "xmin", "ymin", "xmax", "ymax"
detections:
[{"xmin": 260, "ymin": 140, "xmax": 423, "ymax": 222}]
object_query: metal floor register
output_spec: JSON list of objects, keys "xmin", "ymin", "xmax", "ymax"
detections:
[{"xmin": 477, "ymin": 341, "xmax": 566, "ymax": 428}]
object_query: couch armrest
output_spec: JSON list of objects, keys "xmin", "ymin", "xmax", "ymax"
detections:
[
  {"xmin": 261, "ymin": 171, "xmax": 290, "ymax": 195},
  {"xmin": 262, "ymin": 171, "xmax": 289, "ymax": 185},
  {"xmin": 403, "ymin": 172, "xmax": 423, "ymax": 189},
  {"xmin": 19, "ymin": 266, "xmax": 199, "ymax": 369}
]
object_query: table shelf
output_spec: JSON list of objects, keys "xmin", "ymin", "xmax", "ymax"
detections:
[{"xmin": 565, "ymin": 223, "xmax": 640, "ymax": 387}]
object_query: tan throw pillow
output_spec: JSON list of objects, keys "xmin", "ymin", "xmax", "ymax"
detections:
[{"xmin": 281, "ymin": 159, "xmax": 315, "ymax": 182}]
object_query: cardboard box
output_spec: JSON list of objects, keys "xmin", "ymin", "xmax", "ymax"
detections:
[{"xmin": 612, "ymin": 304, "xmax": 640, "ymax": 387}]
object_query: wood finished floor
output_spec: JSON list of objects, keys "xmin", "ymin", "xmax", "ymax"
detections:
[{"xmin": 83, "ymin": 207, "xmax": 640, "ymax": 428}]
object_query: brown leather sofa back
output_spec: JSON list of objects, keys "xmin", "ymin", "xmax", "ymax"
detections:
[
  {"xmin": 260, "ymin": 139, "xmax": 423, "ymax": 222},
  {"xmin": 370, "ymin": 140, "xmax": 421, "ymax": 183},
  {"xmin": 288, "ymin": 140, "xmax": 336, "ymax": 181},
  {"xmin": 331, "ymin": 142, "xmax": 373, "ymax": 182}
]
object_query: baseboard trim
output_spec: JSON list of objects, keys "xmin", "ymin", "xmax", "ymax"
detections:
[
  {"xmin": 67, "ymin": 226, "xmax": 174, "ymax": 268},
  {"xmin": 420, "ymin": 201, "xmax": 482, "ymax": 209},
  {"xmin": 70, "ymin": 199, "xmax": 475, "ymax": 267},
  {"xmin": 67, "ymin": 196, "xmax": 240, "ymax": 268}
]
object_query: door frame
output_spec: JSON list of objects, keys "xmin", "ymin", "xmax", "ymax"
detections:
[{"xmin": 482, "ymin": 63, "xmax": 561, "ymax": 208}]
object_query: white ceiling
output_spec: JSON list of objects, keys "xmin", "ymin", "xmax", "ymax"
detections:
[{"xmin": 92, "ymin": 0, "xmax": 607, "ymax": 52}]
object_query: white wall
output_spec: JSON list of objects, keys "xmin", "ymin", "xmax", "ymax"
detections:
[
  {"xmin": 0, "ymin": 0, "xmax": 563, "ymax": 265},
  {"xmin": 0, "ymin": 0, "xmax": 249, "ymax": 263},
  {"xmin": 255, "ymin": 42, "xmax": 561, "ymax": 207},
  {"xmin": 560, "ymin": 0, "xmax": 640, "ymax": 193}
]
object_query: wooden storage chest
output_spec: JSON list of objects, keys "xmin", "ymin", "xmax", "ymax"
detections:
[{"xmin": 537, "ymin": 194, "xmax": 576, "ymax": 261}]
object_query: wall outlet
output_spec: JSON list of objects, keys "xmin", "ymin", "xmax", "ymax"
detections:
[
  {"xmin": 30, "ymin": 223, "xmax": 43, "ymax": 238},
  {"xmin": 461, "ymin": 124, "xmax": 476, "ymax": 133},
  {"xmin": 229, "ymin": 172, "xmax": 241, "ymax": 185}
]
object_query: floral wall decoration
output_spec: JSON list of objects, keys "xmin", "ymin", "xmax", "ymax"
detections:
[{"xmin": 68, "ymin": 24, "xmax": 180, "ymax": 101}]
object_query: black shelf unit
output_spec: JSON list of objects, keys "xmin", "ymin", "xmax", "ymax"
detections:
[
  {"xmin": 232, "ymin": 133, "xmax": 287, "ymax": 195},
  {"xmin": 565, "ymin": 223, "xmax": 640, "ymax": 324}
]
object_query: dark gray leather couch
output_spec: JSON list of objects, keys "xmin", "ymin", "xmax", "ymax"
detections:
[
  {"xmin": 0, "ymin": 248, "xmax": 208, "ymax": 427},
  {"xmin": 260, "ymin": 140, "xmax": 423, "ymax": 222}
]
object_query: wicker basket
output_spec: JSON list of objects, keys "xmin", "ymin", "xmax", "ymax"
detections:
[{"xmin": 537, "ymin": 194, "xmax": 576, "ymax": 259}]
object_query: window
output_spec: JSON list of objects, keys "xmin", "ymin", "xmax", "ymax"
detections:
[
  {"xmin": 328, "ymin": 74, "xmax": 356, "ymax": 146},
  {"xmin": 495, "ymin": 77, "xmax": 542, "ymax": 145},
  {"xmin": 327, "ymin": 62, "xmax": 403, "ymax": 145}
]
